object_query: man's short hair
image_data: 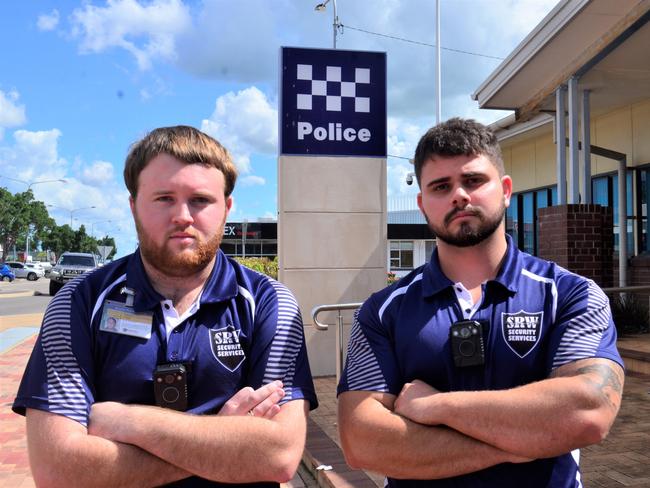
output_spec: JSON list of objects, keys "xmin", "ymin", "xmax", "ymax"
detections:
[
  {"xmin": 124, "ymin": 126, "xmax": 238, "ymax": 198},
  {"xmin": 413, "ymin": 117, "xmax": 505, "ymax": 186}
]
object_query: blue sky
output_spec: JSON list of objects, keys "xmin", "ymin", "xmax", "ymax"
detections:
[{"xmin": 0, "ymin": 0, "xmax": 557, "ymax": 258}]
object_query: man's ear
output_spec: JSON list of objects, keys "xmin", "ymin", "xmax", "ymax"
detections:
[
  {"xmin": 129, "ymin": 195, "xmax": 136, "ymax": 216},
  {"xmin": 501, "ymin": 175, "xmax": 513, "ymax": 208},
  {"xmin": 225, "ymin": 196, "xmax": 233, "ymax": 213},
  {"xmin": 417, "ymin": 192, "xmax": 424, "ymax": 214}
]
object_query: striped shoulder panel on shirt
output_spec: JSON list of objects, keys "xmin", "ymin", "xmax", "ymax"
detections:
[
  {"xmin": 521, "ymin": 268, "xmax": 558, "ymax": 322},
  {"xmin": 261, "ymin": 279, "xmax": 304, "ymax": 402},
  {"xmin": 552, "ymin": 280, "xmax": 611, "ymax": 369},
  {"xmin": 343, "ymin": 309, "xmax": 389, "ymax": 392},
  {"xmin": 344, "ymin": 274, "xmax": 423, "ymax": 392},
  {"xmin": 41, "ymin": 276, "xmax": 91, "ymax": 426}
]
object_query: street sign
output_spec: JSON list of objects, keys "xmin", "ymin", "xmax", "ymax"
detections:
[{"xmin": 97, "ymin": 246, "xmax": 113, "ymax": 261}]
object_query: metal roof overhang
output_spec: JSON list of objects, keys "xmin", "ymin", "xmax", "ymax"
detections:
[{"xmin": 473, "ymin": 0, "xmax": 650, "ymax": 124}]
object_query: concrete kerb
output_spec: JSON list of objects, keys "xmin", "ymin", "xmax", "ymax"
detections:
[{"xmin": 0, "ymin": 291, "xmax": 37, "ymax": 299}]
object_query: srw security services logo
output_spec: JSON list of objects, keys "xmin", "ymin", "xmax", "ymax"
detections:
[
  {"xmin": 501, "ymin": 310, "xmax": 543, "ymax": 358},
  {"xmin": 281, "ymin": 47, "xmax": 386, "ymax": 157},
  {"xmin": 209, "ymin": 325, "xmax": 246, "ymax": 372}
]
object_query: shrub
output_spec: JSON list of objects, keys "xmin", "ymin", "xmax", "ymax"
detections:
[
  {"xmin": 233, "ymin": 257, "xmax": 278, "ymax": 280},
  {"xmin": 609, "ymin": 293, "xmax": 650, "ymax": 335},
  {"xmin": 387, "ymin": 271, "xmax": 398, "ymax": 285}
]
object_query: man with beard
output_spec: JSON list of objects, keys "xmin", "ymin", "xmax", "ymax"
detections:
[
  {"xmin": 337, "ymin": 118, "xmax": 623, "ymax": 487},
  {"xmin": 13, "ymin": 126, "xmax": 317, "ymax": 487}
]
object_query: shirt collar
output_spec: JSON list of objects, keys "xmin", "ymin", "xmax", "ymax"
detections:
[
  {"xmin": 125, "ymin": 249, "xmax": 238, "ymax": 312},
  {"xmin": 421, "ymin": 233, "xmax": 521, "ymax": 298}
]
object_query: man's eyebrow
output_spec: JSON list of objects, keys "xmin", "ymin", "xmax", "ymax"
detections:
[{"xmin": 425, "ymin": 176, "xmax": 450, "ymax": 188}]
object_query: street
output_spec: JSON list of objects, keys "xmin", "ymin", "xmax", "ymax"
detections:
[{"xmin": 0, "ymin": 278, "xmax": 51, "ymax": 316}]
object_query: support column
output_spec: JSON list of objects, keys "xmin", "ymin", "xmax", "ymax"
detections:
[
  {"xmin": 555, "ymin": 86, "xmax": 567, "ymax": 205},
  {"xmin": 568, "ymin": 76, "xmax": 580, "ymax": 203},
  {"xmin": 581, "ymin": 90, "xmax": 592, "ymax": 204},
  {"xmin": 619, "ymin": 157, "xmax": 628, "ymax": 287}
]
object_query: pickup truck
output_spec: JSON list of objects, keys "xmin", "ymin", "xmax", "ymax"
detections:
[{"xmin": 49, "ymin": 252, "xmax": 99, "ymax": 296}]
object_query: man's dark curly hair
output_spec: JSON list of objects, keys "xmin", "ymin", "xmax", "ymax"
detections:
[{"xmin": 413, "ymin": 117, "xmax": 504, "ymax": 186}]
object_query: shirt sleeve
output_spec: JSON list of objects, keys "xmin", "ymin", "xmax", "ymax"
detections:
[
  {"xmin": 547, "ymin": 276, "xmax": 624, "ymax": 372},
  {"xmin": 12, "ymin": 278, "xmax": 96, "ymax": 426},
  {"xmin": 337, "ymin": 296, "xmax": 402, "ymax": 396},
  {"xmin": 245, "ymin": 278, "xmax": 318, "ymax": 410}
]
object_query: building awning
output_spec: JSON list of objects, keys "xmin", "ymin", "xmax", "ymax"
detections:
[{"xmin": 473, "ymin": 0, "xmax": 650, "ymax": 121}]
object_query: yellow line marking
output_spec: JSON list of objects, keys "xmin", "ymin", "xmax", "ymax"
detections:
[
  {"xmin": 0, "ymin": 314, "xmax": 44, "ymax": 331},
  {"xmin": 0, "ymin": 291, "xmax": 34, "ymax": 299}
]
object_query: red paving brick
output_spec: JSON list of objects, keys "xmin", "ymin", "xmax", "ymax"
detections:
[
  {"xmin": 3, "ymin": 331, "xmax": 650, "ymax": 488},
  {"xmin": 1, "ymin": 336, "xmax": 36, "ymax": 488}
]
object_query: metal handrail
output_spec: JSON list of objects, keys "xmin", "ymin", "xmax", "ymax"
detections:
[{"xmin": 311, "ymin": 302, "xmax": 362, "ymax": 381}]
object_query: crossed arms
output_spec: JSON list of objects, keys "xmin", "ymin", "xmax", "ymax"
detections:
[
  {"xmin": 27, "ymin": 382, "xmax": 308, "ymax": 487},
  {"xmin": 338, "ymin": 357, "xmax": 624, "ymax": 480}
]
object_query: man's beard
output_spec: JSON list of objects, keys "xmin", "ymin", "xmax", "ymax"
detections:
[
  {"xmin": 426, "ymin": 201, "xmax": 506, "ymax": 248},
  {"xmin": 134, "ymin": 211, "xmax": 225, "ymax": 278}
]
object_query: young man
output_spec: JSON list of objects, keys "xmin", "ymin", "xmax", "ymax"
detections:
[
  {"xmin": 14, "ymin": 126, "xmax": 317, "ymax": 487},
  {"xmin": 337, "ymin": 118, "xmax": 624, "ymax": 487}
]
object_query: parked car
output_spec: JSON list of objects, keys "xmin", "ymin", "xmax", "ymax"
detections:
[
  {"xmin": 35, "ymin": 261, "xmax": 53, "ymax": 277},
  {"xmin": 5, "ymin": 261, "xmax": 45, "ymax": 281},
  {"xmin": 0, "ymin": 263, "xmax": 15, "ymax": 282},
  {"xmin": 49, "ymin": 252, "xmax": 99, "ymax": 296}
]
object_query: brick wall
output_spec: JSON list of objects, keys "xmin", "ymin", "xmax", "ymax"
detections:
[{"xmin": 538, "ymin": 204, "xmax": 614, "ymax": 287}]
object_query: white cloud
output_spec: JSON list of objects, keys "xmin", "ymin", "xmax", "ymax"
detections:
[
  {"xmin": 59, "ymin": 0, "xmax": 556, "ymax": 122},
  {"xmin": 82, "ymin": 161, "xmax": 115, "ymax": 186},
  {"xmin": 201, "ymin": 86, "xmax": 277, "ymax": 174},
  {"xmin": 37, "ymin": 9, "xmax": 60, "ymax": 31},
  {"xmin": 70, "ymin": 0, "xmax": 191, "ymax": 70},
  {"xmin": 0, "ymin": 90, "xmax": 27, "ymax": 131},
  {"xmin": 0, "ymin": 127, "xmax": 133, "ymax": 256},
  {"xmin": 241, "ymin": 175, "xmax": 266, "ymax": 187}
]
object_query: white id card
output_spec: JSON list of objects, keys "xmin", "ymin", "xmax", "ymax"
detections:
[{"xmin": 100, "ymin": 300, "xmax": 153, "ymax": 339}]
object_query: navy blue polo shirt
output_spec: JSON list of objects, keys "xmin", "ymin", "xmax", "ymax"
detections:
[
  {"xmin": 338, "ymin": 235, "xmax": 622, "ymax": 488},
  {"xmin": 14, "ymin": 249, "xmax": 317, "ymax": 488}
]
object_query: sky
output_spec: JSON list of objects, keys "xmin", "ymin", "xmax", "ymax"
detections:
[{"xmin": 0, "ymin": 0, "xmax": 558, "ymax": 259}]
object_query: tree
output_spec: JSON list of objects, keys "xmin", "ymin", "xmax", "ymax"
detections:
[
  {"xmin": 40, "ymin": 224, "xmax": 77, "ymax": 259},
  {"xmin": 0, "ymin": 189, "xmax": 54, "ymax": 261}
]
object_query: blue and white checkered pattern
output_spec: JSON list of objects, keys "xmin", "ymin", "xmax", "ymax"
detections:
[{"xmin": 296, "ymin": 64, "xmax": 370, "ymax": 113}]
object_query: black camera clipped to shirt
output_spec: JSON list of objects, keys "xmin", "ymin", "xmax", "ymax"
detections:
[
  {"xmin": 153, "ymin": 363, "xmax": 188, "ymax": 411},
  {"xmin": 450, "ymin": 320, "xmax": 486, "ymax": 367}
]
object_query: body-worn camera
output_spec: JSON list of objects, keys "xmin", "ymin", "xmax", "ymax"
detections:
[
  {"xmin": 153, "ymin": 363, "xmax": 188, "ymax": 411},
  {"xmin": 450, "ymin": 320, "xmax": 486, "ymax": 367}
]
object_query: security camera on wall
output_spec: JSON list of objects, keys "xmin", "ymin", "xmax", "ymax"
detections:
[{"xmin": 406, "ymin": 172, "xmax": 414, "ymax": 186}]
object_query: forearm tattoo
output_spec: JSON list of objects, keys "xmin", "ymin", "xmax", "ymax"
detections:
[{"xmin": 553, "ymin": 361, "xmax": 624, "ymax": 411}]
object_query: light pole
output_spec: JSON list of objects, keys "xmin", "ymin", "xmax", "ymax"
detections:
[
  {"xmin": 0, "ymin": 176, "xmax": 67, "ymax": 261},
  {"xmin": 0, "ymin": 175, "xmax": 67, "ymax": 190},
  {"xmin": 48, "ymin": 205, "xmax": 97, "ymax": 227},
  {"xmin": 315, "ymin": 0, "xmax": 339, "ymax": 49}
]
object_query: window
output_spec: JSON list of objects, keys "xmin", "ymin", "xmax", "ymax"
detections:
[
  {"xmin": 425, "ymin": 240, "xmax": 436, "ymax": 262},
  {"xmin": 508, "ymin": 186, "xmax": 557, "ymax": 255},
  {"xmin": 390, "ymin": 241, "xmax": 414, "ymax": 269},
  {"xmin": 638, "ymin": 167, "xmax": 650, "ymax": 254},
  {"xmin": 592, "ymin": 172, "xmax": 633, "ymax": 256}
]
